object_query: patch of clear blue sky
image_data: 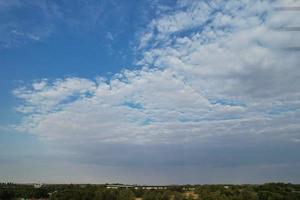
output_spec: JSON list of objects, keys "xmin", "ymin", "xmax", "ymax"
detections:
[
  {"xmin": 209, "ymin": 98, "xmax": 246, "ymax": 107},
  {"xmin": 0, "ymin": 0, "xmax": 175, "ymax": 125},
  {"xmin": 123, "ymin": 101, "xmax": 144, "ymax": 110},
  {"xmin": 0, "ymin": 0, "xmax": 172, "ymax": 156},
  {"xmin": 267, "ymin": 105, "xmax": 300, "ymax": 116}
]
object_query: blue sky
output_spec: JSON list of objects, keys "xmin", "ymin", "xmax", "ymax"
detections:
[
  {"xmin": 0, "ymin": 0, "xmax": 160, "ymax": 122},
  {"xmin": 1, "ymin": 0, "xmax": 300, "ymax": 184}
]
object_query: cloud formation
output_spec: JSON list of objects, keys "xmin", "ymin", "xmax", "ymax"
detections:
[{"xmin": 13, "ymin": 0, "xmax": 300, "ymax": 177}]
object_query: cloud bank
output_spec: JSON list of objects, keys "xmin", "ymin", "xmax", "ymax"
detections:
[{"xmin": 12, "ymin": 0, "xmax": 300, "ymax": 182}]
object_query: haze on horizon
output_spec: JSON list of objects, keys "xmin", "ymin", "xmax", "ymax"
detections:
[{"xmin": 0, "ymin": 0, "xmax": 300, "ymax": 184}]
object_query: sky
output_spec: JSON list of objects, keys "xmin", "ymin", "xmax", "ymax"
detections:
[{"xmin": 0, "ymin": 0, "xmax": 300, "ymax": 184}]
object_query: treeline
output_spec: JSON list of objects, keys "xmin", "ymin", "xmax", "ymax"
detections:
[
  {"xmin": 195, "ymin": 183, "xmax": 300, "ymax": 200},
  {"xmin": 1, "ymin": 182, "xmax": 300, "ymax": 200},
  {"xmin": 0, "ymin": 183, "xmax": 49, "ymax": 199}
]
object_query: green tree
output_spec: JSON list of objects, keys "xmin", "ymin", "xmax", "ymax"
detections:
[
  {"xmin": 162, "ymin": 190, "xmax": 172, "ymax": 200},
  {"xmin": 95, "ymin": 189, "xmax": 118, "ymax": 200},
  {"xmin": 0, "ymin": 190, "xmax": 14, "ymax": 200},
  {"xmin": 239, "ymin": 190, "xmax": 257, "ymax": 200},
  {"xmin": 173, "ymin": 191, "xmax": 184, "ymax": 200},
  {"xmin": 117, "ymin": 189, "xmax": 135, "ymax": 200},
  {"xmin": 143, "ymin": 191, "xmax": 162, "ymax": 200},
  {"xmin": 33, "ymin": 188, "xmax": 49, "ymax": 199}
]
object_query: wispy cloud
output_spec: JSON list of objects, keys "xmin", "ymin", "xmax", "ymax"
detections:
[
  {"xmin": 0, "ymin": 0, "xmax": 136, "ymax": 48},
  {"xmin": 0, "ymin": 0, "xmax": 62, "ymax": 47}
]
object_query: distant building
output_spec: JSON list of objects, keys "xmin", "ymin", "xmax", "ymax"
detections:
[
  {"xmin": 106, "ymin": 184, "xmax": 135, "ymax": 189},
  {"xmin": 183, "ymin": 187, "xmax": 195, "ymax": 191},
  {"xmin": 33, "ymin": 183, "xmax": 43, "ymax": 188},
  {"xmin": 106, "ymin": 184, "xmax": 167, "ymax": 190}
]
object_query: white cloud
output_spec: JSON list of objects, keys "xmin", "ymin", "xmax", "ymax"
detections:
[
  {"xmin": 14, "ymin": 0, "xmax": 300, "ymax": 149},
  {"xmin": 14, "ymin": 78, "xmax": 97, "ymax": 114}
]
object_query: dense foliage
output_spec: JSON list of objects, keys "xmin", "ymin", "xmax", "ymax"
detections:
[{"xmin": 0, "ymin": 183, "xmax": 299, "ymax": 200}]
